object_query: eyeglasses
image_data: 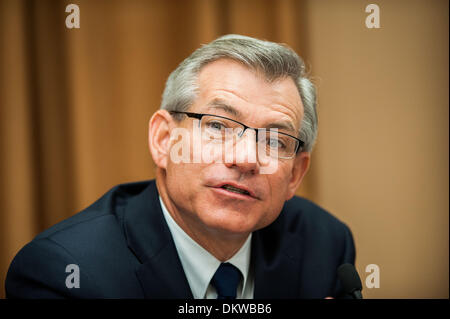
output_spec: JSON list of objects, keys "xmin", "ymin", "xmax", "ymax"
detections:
[{"xmin": 169, "ymin": 111, "xmax": 304, "ymax": 159}]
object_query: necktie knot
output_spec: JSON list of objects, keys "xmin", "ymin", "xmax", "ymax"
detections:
[{"xmin": 211, "ymin": 263, "xmax": 242, "ymax": 299}]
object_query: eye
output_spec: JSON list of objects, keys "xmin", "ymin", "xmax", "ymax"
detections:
[
  {"xmin": 267, "ymin": 138, "xmax": 286, "ymax": 150},
  {"xmin": 207, "ymin": 121, "xmax": 227, "ymax": 131}
]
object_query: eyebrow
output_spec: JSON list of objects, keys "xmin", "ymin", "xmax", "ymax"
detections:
[
  {"xmin": 206, "ymin": 98, "xmax": 242, "ymax": 118},
  {"xmin": 206, "ymin": 98, "xmax": 298, "ymax": 134},
  {"xmin": 266, "ymin": 121, "xmax": 297, "ymax": 133}
]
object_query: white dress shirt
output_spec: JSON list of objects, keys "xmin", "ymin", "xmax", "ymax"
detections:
[{"xmin": 159, "ymin": 196, "xmax": 254, "ymax": 299}]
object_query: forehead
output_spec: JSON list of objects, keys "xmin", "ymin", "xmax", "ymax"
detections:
[{"xmin": 194, "ymin": 59, "xmax": 304, "ymax": 131}]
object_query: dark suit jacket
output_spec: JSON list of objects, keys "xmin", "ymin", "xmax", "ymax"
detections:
[{"xmin": 5, "ymin": 180, "xmax": 355, "ymax": 299}]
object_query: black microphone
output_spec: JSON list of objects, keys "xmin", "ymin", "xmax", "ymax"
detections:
[{"xmin": 337, "ymin": 263, "xmax": 363, "ymax": 299}]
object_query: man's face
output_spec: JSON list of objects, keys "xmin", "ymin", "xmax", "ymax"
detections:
[{"xmin": 157, "ymin": 59, "xmax": 310, "ymax": 236}]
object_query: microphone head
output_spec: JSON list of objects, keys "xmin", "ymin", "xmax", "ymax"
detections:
[{"xmin": 337, "ymin": 263, "xmax": 363, "ymax": 294}]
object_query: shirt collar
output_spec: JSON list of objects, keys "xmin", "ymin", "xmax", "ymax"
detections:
[{"xmin": 159, "ymin": 196, "xmax": 252, "ymax": 299}]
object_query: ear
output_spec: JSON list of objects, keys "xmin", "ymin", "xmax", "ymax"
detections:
[
  {"xmin": 148, "ymin": 110, "xmax": 173, "ymax": 169},
  {"xmin": 285, "ymin": 152, "xmax": 310, "ymax": 200}
]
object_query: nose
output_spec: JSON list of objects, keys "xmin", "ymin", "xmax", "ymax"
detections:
[{"xmin": 223, "ymin": 128, "xmax": 260, "ymax": 174}]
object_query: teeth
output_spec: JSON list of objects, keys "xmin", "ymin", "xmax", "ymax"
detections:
[{"xmin": 222, "ymin": 185, "xmax": 250, "ymax": 195}]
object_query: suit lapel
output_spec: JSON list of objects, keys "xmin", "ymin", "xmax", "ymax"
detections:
[
  {"xmin": 252, "ymin": 212, "xmax": 302, "ymax": 298},
  {"xmin": 135, "ymin": 247, "xmax": 193, "ymax": 298},
  {"xmin": 123, "ymin": 180, "xmax": 193, "ymax": 299}
]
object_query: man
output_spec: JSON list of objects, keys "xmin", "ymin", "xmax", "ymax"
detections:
[{"xmin": 5, "ymin": 34, "xmax": 355, "ymax": 299}]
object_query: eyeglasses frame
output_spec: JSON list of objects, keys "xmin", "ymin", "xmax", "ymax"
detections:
[{"xmin": 169, "ymin": 110, "xmax": 304, "ymax": 158}]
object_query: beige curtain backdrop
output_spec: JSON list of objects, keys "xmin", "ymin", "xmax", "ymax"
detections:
[{"xmin": 0, "ymin": 0, "xmax": 448, "ymax": 299}]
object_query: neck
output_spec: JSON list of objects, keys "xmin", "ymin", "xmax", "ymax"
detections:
[{"xmin": 155, "ymin": 169, "xmax": 250, "ymax": 261}]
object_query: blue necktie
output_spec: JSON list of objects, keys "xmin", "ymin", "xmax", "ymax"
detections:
[{"xmin": 211, "ymin": 263, "xmax": 242, "ymax": 299}]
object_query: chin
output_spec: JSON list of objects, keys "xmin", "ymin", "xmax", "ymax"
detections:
[{"xmin": 200, "ymin": 209, "xmax": 257, "ymax": 235}]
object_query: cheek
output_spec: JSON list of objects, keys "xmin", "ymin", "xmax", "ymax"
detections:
[
  {"xmin": 166, "ymin": 163, "xmax": 195, "ymax": 199},
  {"xmin": 165, "ymin": 160, "xmax": 212, "ymax": 206},
  {"xmin": 265, "ymin": 166, "xmax": 293, "ymax": 209},
  {"xmin": 268, "ymin": 163, "xmax": 293, "ymax": 194}
]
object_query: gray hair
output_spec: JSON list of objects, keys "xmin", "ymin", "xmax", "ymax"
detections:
[{"xmin": 161, "ymin": 34, "xmax": 318, "ymax": 152}]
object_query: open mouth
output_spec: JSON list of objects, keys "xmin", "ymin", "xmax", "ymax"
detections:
[{"xmin": 220, "ymin": 184, "xmax": 251, "ymax": 196}]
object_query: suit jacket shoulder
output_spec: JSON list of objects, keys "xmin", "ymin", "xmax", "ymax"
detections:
[{"xmin": 5, "ymin": 181, "xmax": 151, "ymax": 298}]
